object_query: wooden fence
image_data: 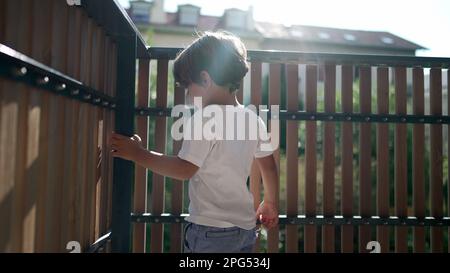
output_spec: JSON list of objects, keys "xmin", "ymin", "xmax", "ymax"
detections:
[
  {"xmin": 131, "ymin": 49, "xmax": 450, "ymax": 253},
  {"xmin": 1, "ymin": 0, "xmax": 450, "ymax": 253}
]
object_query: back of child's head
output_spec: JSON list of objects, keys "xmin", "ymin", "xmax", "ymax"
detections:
[{"xmin": 173, "ymin": 31, "xmax": 249, "ymax": 92}]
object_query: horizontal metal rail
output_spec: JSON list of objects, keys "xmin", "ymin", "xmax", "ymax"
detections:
[
  {"xmin": 131, "ymin": 213, "xmax": 450, "ymax": 227},
  {"xmin": 135, "ymin": 107, "xmax": 450, "ymax": 124},
  {"xmin": 0, "ymin": 43, "xmax": 116, "ymax": 110},
  {"xmin": 147, "ymin": 47, "xmax": 450, "ymax": 68}
]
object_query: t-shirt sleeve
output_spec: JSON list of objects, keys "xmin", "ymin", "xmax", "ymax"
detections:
[
  {"xmin": 177, "ymin": 138, "xmax": 214, "ymax": 168},
  {"xmin": 254, "ymin": 117, "xmax": 275, "ymax": 158}
]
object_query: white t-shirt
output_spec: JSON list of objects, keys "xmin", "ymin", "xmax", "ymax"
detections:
[{"xmin": 177, "ymin": 104, "xmax": 274, "ymax": 230}]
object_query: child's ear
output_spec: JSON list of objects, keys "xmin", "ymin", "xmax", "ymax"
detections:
[{"xmin": 199, "ymin": 71, "xmax": 212, "ymax": 88}]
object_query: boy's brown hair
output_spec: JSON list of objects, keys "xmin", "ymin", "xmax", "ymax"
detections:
[{"xmin": 173, "ymin": 31, "xmax": 249, "ymax": 92}]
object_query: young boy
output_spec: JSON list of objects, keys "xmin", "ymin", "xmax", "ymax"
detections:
[{"xmin": 110, "ymin": 31, "xmax": 279, "ymax": 253}]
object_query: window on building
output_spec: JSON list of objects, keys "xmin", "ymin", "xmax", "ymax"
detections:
[
  {"xmin": 131, "ymin": 1, "xmax": 151, "ymax": 23},
  {"xmin": 179, "ymin": 5, "xmax": 200, "ymax": 26},
  {"xmin": 225, "ymin": 9, "xmax": 247, "ymax": 29}
]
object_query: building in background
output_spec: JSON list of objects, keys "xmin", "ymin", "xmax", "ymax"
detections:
[
  {"xmin": 127, "ymin": 0, "xmax": 425, "ymax": 56},
  {"xmin": 126, "ymin": 0, "xmax": 448, "ymax": 118}
]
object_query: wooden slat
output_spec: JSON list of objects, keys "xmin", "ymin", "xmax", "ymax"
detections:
[
  {"xmin": 376, "ymin": 67, "xmax": 390, "ymax": 253},
  {"xmin": 85, "ymin": 19, "xmax": 99, "ymax": 248},
  {"xmin": 322, "ymin": 64, "xmax": 336, "ymax": 253},
  {"xmin": 96, "ymin": 28, "xmax": 108, "ymax": 240},
  {"xmin": 32, "ymin": 0, "xmax": 53, "ymax": 252},
  {"xmin": 150, "ymin": 60, "xmax": 168, "ymax": 253},
  {"xmin": 341, "ymin": 65, "xmax": 354, "ymax": 253},
  {"xmin": 170, "ymin": 84, "xmax": 185, "ymax": 253},
  {"xmin": 359, "ymin": 66, "xmax": 372, "ymax": 253},
  {"xmin": 4, "ymin": 0, "xmax": 33, "ymax": 253},
  {"xmin": 0, "ymin": 0, "xmax": 21, "ymax": 252},
  {"xmin": 0, "ymin": 0, "xmax": 5, "ymax": 43},
  {"xmin": 133, "ymin": 59, "xmax": 150, "ymax": 253},
  {"xmin": 285, "ymin": 64, "xmax": 299, "ymax": 253},
  {"xmin": 63, "ymin": 7, "xmax": 83, "ymax": 249},
  {"xmin": 91, "ymin": 24, "xmax": 103, "ymax": 244},
  {"xmin": 106, "ymin": 42, "xmax": 118, "ymax": 240},
  {"xmin": 304, "ymin": 65, "xmax": 317, "ymax": 253},
  {"xmin": 267, "ymin": 63, "xmax": 281, "ymax": 253},
  {"xmin": 394, "ymin": 67, "xmax": 408, "ymax": 252},
  {"xmin": 42, "ymin": 0, "xmax": 68, "ymax": 252},
  {"xmin": 249, "ymin": 61, "xmax": 263, "ymax": 253},
  {"xmin": 412, "ymin": 67, "xmax": 425, "ymax": 252},
  {"xmin": 75, "ymin": 12, "xmax": 93, "ymax": 249},
  {"xmin": 429, "ymin": 68, "xmax": 443, "ymax": 252}
]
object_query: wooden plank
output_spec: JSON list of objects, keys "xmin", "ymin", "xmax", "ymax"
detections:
[
  {"xmin": 90, "ymin": 24, "xmax": 104, "ymax": 244},
  {"xmin": 5, "ymin": 0, "xmax": 33, "ymax": 253},
  {"xmin": 107, "ymin": 42, "xmax": 118, "ymax": 238},
  {"xmin": 267, "ymin": 63, "xmax": 281, "ymax": 253},
  {"xmin": 341, "ymin": 65, "xmax": 354, "ymax": 253},
  {"xmin": 394, "ymin": 67, "xmax": 408, "ymax": 252},
  {"xmin": 170, "ymin": 83, "xmax": 185, "ymax": 253},
  {"xmin": 429, "ymin": 68, "xmax": 443, "ymax": 252},
  {"xmin": 63, "ymin": 7, "xmax": 83, "ymax": 249},
  {"xmin": 304, "ymin": 65, "xmax": 317, "ymax": 253},
  {"xmin": 0, "ymin": 0, "xmax": 5, "ymax": 42},
  {"xmin": 133, "ymin": 59, "xmax": 150, "ymax": 253},
  {"xmin": 322, "ymin": 64, "xmax": 336, "ymax": 253},
  {"xmin": 285, "ymin": 64, "xmax": 299, "ymax": 253},
  {"xmin": 32, "ymin": 0, "xmax": 53, "ymax": 253},
  {"xmin": 376, "ymin": 67, "xmax": 390, "ymax": 253},
  {"xmin": 76, "ymin": 11, "xmax": 93, "ymax": 249},
  {"xmin": 359, "ymin": 66, "xmax": 372, "ymax": 253},
  {"xmin": 150, "ymin": 60, "xmax": 168, "ymax": 253},
  {"xmin": 249, "ymin": 61, "xmax": 263, "ymax": 253},
  {"xmin": 412, "ymin": 67, "xmax": 425, "ymax": 253}
]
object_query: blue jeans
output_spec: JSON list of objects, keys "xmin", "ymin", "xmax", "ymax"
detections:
[{"xmin": 183, "ymin": 222, "xmax": 259, "ymax": 253}]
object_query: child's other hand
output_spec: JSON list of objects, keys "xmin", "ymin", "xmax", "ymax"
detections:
[
  {"xmin": 255, "ymin": 201, "xmax": 278, "ymax": 230},
  {"xmin": 110, "ymin": 132, "xmax": 143, "ymax": 161}
]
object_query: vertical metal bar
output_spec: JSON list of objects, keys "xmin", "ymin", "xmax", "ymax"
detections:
[
  {"xmin": 133, "ymin": 59, "xmax": 150, "ymax": 253},
  {"xmin": 359, "ymin": 66, "xmax": 372, "ymax": 253},
  {"xmin": 322, "ymin": 64, "xmax": 336, "ymax": 253},
  {"xmin": 150, "ymin": 59, "xmax": 168, "ymax": 253},
  {"xmin": 170, "ymin": 83, "xmax": 185, "ymax": 253},
  {"xmin": 286, "ymin": 64, "xmax": 299, "ymax": 253},
  {"xmin": 430, "ymin": 68, "xmax": 443, "ymax": 253},
  {"xmin": 305, "ymin": 65, "xmax": 317, "ymax": 253},
  {"xmin": 250, "ymin": 61, "xmax": 262, "ymax": 253},
  {"xmin": 267, "ymin": 63, "xmax": 281, "ymax": 253},
  {"xmin": 111, "ymin": 33, "xmax": 137, "ymax": 253},
  {"xmin": 376, "ymin": 67, "xmax": 390, "ymax": 253},
  {"xmin": 341, "ymin": 65, "xmax": 354, "ymax": 253},
  {"xmin": 394, "ymin": 67, "xmax": 408, "ymax": 252},
  {"xmin": 412, "ymin": 67, "xmax": 425, "ymax": 252}
]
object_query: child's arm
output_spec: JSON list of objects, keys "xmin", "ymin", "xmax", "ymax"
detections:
[
  {"xmin": 255, "ymin": 154, "xmax": 279, "ymax": 229},
  {"xmin": 110, "ymin": 132, "xmax": 198, "ymax": 181}
]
